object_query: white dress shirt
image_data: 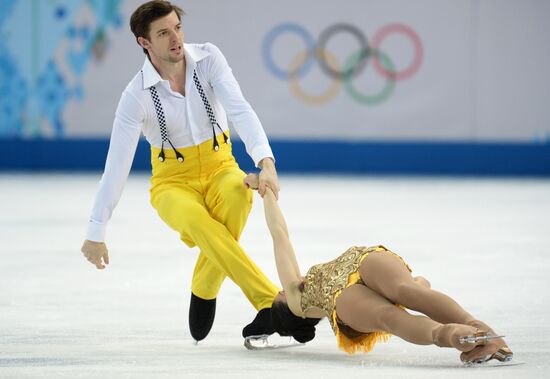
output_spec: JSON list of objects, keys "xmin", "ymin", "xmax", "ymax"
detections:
[{"xmin": 86, "ymin": 43, "xmax": 274, "ymax": 242}]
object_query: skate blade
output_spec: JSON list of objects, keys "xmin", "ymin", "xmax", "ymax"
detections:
[
  {"xmin": 459, "ymin": 334, "xmax": 505, "ymax": 344},
  {"xmin": 244, "ymin": 334, "xmax": 304, "ymax": 350},
  {"xmin": 463, "ymin": 359, "xmax": 524, "ymax": 368}
]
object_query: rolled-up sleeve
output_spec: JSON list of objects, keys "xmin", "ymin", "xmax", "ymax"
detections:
[
  {"xmin": 86, "ymin": 90, "xmax": 144, "ymax": 242},
  {"xmin": 206, "ymin": 43, "xmax": 274, "ymax": 167}
]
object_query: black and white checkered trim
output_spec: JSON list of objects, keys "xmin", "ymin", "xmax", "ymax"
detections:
[
  {"xmin": 193, "ymin": 70, "xmax": 229, "ymax": 150},
  {"xmin": 193, "ymin": 70, "xmax": 217, "ymax": 127},
  {"xmin": 145, "ymin": 72, "xmax": 184, "ymax": 163},
  {"xmin": 149, "ymin": 85, "xmax": 168, "ymax": 143},
  {"xmin": 143, "ymin": 69, "xmax": 227, "ymax": 160}
]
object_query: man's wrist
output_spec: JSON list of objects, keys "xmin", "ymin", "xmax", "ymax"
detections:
[{"xmin": 259, "ymin": 157, "xmax": 275, "ymax": 169}]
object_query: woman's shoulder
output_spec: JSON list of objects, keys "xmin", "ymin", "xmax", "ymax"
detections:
[{"xmin": 285, "ymin": 280, "xmax": 306, "ymax": 318}]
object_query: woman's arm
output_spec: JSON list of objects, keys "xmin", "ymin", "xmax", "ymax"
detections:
[
  {"xmin": 244, "ymin": 175, "xmax": 301, "ymax": 293},
  {"xmin": 262, "ymin": 188, "xmax": 302, "ymax": 290}
]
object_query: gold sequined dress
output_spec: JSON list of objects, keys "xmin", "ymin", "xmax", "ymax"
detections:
[{"xmin": 300, "ymin": 245, "xmax": 412, "ymax": 355}]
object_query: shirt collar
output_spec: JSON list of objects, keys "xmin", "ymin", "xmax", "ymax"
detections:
[{"xmin": 141, "ymin": 43, "xmax": 211, "ymax": 90}]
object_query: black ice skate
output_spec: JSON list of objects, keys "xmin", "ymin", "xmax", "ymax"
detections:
[
  {"xmin": 189, "ymin": 293, "xmax": 216, "ymax": 342},
  {"xmin": 244, "ymin": 334, "xmax": 304, "ymax": 350},
  {"xmin": 242, "ymin": 308, "xmax": 304, "ymax": 350},
  {"xmin": 242, "ymin": 308, "xmax": 275, "ymax": 338}
]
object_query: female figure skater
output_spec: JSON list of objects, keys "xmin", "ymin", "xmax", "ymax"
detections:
[{"xmin": 243, "ymin": 174, "xmax": 513, "ymax": 364}]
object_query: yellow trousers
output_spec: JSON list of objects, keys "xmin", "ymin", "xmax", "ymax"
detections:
[{"xmin": 149, "ymin": 136, "xmax": 278, "ymax": 310}]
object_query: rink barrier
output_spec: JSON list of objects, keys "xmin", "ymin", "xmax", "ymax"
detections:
[{"xmin": 0, "ymin": 139, "xmax": 549, "ymax": 176}]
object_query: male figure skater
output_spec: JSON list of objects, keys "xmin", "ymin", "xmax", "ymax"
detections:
[{"xmin": 80, "ymin": 0, "xmax": 279, "ymax": 342}]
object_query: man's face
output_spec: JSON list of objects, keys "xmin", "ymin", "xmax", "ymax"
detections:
[{"xmin": 139, "ymin": 10, "xmax": 184, "ymax": 64}]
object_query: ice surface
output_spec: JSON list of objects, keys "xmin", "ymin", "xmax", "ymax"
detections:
[{"xmin": 1, "ymin": 174, "xmax": 549, "ymax": 378}]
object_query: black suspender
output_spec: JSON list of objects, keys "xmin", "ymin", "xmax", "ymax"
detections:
[
  {"xmin": 146, "ymin": 69, "xmax": 229, "ymax": 163},
  {"xmin": 192, "ymin": 70, "xmax": 229, "ymax": 151},
  {"xmin": 149, "ymin": 85, "xmax": 184, "ymax": 162}
]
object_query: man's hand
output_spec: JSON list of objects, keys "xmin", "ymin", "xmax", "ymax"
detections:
[
  {"xmin": 81, "ymin": 240, "xmax": 110, "ymax": 270},
  {"xmin": 258, "ymin": 158, "xmax": 280, "ymax": 199},
  {"xmin": 243, "ymin": 173, "xmax": 260, "ymax": 190}
]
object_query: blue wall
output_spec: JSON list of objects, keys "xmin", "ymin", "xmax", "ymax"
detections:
[{"xmin": 1, "ymin": 139, "xmax": 548, "ymax": 176}]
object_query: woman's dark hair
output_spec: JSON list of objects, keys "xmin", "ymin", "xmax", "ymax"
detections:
[
  {"xmin": 130, "ymin": 0, "xmax": 185, "ymax": 56},
  {"xmin": 271, "ymin": 299, "xmax": 321, "ymax": 343}
]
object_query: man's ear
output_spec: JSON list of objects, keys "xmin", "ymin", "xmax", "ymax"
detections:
[{"xmin": 137, "ymin": 36, "xmax": 150, "ymax": 50}]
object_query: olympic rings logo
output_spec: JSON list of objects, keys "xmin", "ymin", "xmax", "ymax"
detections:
[{"xmin": 261, "ymin": 22, "xmax": 423, "ymax": 105}]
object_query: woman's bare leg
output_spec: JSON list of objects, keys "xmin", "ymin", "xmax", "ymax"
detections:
[
  {"xmin": 335, "ymin": 284, "xmax": 479, "ymax": 352},
  {"xmin": 359, "ymin": 251, "xmax": 511, "ymax": 361},
  {"xmin": 359, "ymin": 251, "xmax": 475, "ymax": 325}
]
